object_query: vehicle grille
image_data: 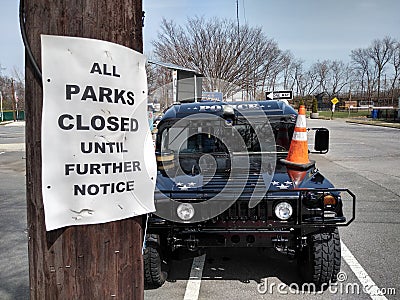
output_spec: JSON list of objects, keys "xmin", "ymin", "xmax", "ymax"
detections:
[{"xmin": 216, "ymin": 199, "xmax": 268, "ymax": 221}]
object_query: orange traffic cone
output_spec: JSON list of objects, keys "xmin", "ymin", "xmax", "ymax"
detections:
[{"xmin": 281, "ymin": 105, "xmax": 315, "ymax": 170}]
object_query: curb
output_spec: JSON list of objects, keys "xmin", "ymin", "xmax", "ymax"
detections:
[
  {"xmin": 308, "ymin": 116, "xmax": 400, "ymax": 129},
  {"xmin": 1, "ymin": 121, "xmax": 26, "ymax": 127},
  {"xmin": 0, "ymin": 121, "xmax": 14, "ymax": 126},
  {"xmin": 345, "ymin": 119, "xmax": 400, "ymax": 129}
]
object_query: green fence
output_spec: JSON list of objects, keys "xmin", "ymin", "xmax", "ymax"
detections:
[{"xmin": 0, "ymin": 110, "xmax": 25, "ymax": 122}]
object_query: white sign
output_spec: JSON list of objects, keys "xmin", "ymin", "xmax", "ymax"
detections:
[
  {"xmin": 265, "ymin": 90, "xmax": 293, "ymax": 100},
  {"xmin": 41, "ymin": 35, "xmax": 156, "ymax": 230}
]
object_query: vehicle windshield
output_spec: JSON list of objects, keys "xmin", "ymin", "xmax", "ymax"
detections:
[{"xmin": 160, "ymin": 118, "xmax": 294, "ymax": 154}]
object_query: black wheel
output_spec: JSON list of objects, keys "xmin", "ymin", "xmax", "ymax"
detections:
[
  {"xmin": 143, "ymin": 242, "xmax": 168, "ymax": 289},
  {"xmin": 298, "ymin": 227, "xmax": 341, "ymax": 287},
  {"xmin": 331, "ymin": 228, "xmax": 341, "ymax": 283}
]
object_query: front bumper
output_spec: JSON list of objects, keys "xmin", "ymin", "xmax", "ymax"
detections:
[
  {"xmin": 147, "ymin": 188, "xmax": 355, "ymax": 249},
  {"xmin": 151, "ymin": 188, "xmax": 356, "ymax": 227}
]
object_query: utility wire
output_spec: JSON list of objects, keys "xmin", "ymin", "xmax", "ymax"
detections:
[
  {"xmin": 242, "ymin": 0, "xmax": 247, "ymax": 24},
  {"xmin": 19, "ymin": 0, "xmax": 43, "ymax": 85},
  {"xmin": 236, "ymin": 0, "xmax": 240, "ymax": 40}
]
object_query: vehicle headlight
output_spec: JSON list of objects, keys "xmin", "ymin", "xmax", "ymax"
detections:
[
  {"xmin": 176, "ymin": 203, "xmax": 195, "ymax": 221},
  {"xmin": 274, "ymin": 202, "xmax": 293, "ymax": 220}
]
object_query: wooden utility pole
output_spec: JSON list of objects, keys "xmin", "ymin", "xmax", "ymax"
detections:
[{"xmin": 24, "ymin": 1, "xmax": 145, "ymax": 299}]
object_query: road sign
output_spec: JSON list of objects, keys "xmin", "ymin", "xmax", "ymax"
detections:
[
  {"xmin": 331, "ymin": 97, "xmax": 339, "ymax": 105},
  {"xmin": 266, "ymin": 90, "xmax": 293, "ymax": 100},
  {"xmin": 41, "ymin": 35, "xmax": 156, "ymax": 230}
]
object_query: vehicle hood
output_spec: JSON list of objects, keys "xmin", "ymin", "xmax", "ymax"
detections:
[{"xmin": 155, "ymin": 160, "xmax": 334, "ymax": 196}]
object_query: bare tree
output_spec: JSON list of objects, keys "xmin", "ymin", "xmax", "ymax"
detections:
[
  {"xmin": 150, "ymin": 16, "xmax": 399, "ymax": 106},
  {"xmin": 146, "ymin": 62, "xmax": 173, "ymax": 110},
  {"xmin": 296, "ymin": 69, "xmax": 319, "ymax": 99},
  {"xmin": 153, "ymin": 17, "xmax": 283, "ymax": 100},
  {"xmin": 0, "ymin": 73, "xmax": 25, "ymax": 111},
  {"xmin": 279, "ymin": 51, "xmax": 296, "ymax": 90},
  {"xmin": 307, "ymin": 60, "xmax": 349, "ymax": 100},
  {"xmin": 367, "ymin": 36, "xmax": 396, "ymax": 100},
  {"xmin": 351, "ymin": 48, "xmax": 378, "ymax": 102},
  {"xmin": 312, "ymin": 60, "xmax": 329, "ymax": 95},
  {"xmin": 327, "ymin": 60, "xmax": 350, "ymax": 97},
  {"xmin": 0, "ymin": 63, "xmax": 6, "ymax": 76},
  {"xmin": 388, "ymin": 42, "xmax": 400, "ymax": 103}
]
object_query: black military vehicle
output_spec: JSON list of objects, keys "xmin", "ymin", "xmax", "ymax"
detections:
[{"xmin": 144, "ymin": 100, "xmax": 355, "ymax": 289}]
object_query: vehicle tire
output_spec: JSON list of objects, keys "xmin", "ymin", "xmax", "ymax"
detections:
[
  {"xmin": 331, "ymin": 228, "xmax": 341, "ymax": 283},
  {"xmin": 143, "ymin": 242, "xmax": 168, "ymax": 289},
  {"xmin": 298, "ymin": 227, "xmax": 341, "ymax": 287}
]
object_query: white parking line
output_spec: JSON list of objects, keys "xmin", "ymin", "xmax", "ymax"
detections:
[
  {"xmin": 0, "ymin": 151, "xmax": 4, "ymax": 155},
  {"xmin": 0, "ymin": 143, "xmax": 25, "ymax": 151},
  {"xmin": 182, "ymin": 244, "xmax": 387, "ymax": 300},
  {"xmin": 341, "ymin": 241, "xmax": 388, "ymax": 300},
  {"xmin": 4, "ymin": 121, "xmax": 25, "ymax": 127},
  {"xmin": 183, "ymin": 254, "xmax": 206, "ymax": 300}
]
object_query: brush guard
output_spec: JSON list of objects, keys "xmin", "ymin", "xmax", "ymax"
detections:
[
  {"xmin": 153, "ymin": 187, "xmax": 356, "ymax": 227},
  {"xmin": 267, "ymin": 188, "xmax": 356, "ymax": 227}
]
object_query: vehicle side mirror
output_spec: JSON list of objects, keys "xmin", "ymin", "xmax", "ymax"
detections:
[{"xmin": 314, "ymin": 128, "xmax": 329, "ymax": 153}]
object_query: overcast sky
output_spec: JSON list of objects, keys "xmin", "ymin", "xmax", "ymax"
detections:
[{"xmin": 1, "ymin": 0, "xmax": 400, "ymax": 76}]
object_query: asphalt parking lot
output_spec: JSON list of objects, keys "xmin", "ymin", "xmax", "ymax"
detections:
[
  {"xmin": 0, "ymin": 119, "xmax": 399, "ymax": 299},
  {"xmin": 145, "ymin": 119, "xmax": 400, "ymax": 300},
  {"xmin": 0, "ymin": 121, "xmax": 27, "ymax": 300}
]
